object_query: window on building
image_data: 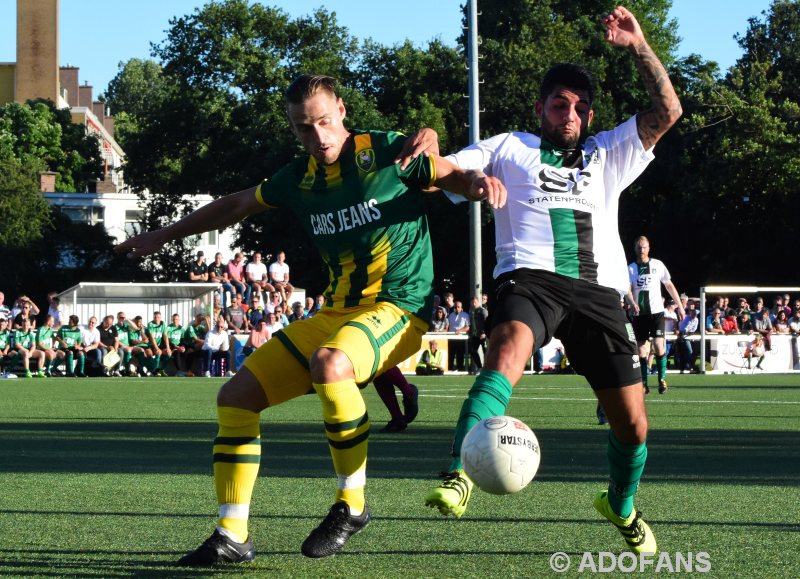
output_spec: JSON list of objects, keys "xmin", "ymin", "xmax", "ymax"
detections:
[
  {"xmin": 62, "ymin": 205, "xmax": 104, "ymax": 225},
  {"xmin": 125, "ymin": 210, "xmax": 144, "ymax": 237}
]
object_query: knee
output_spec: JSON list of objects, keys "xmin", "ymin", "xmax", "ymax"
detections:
[
  {"xmin": 309, "ymin": 347, "xmax": 354, "ymax": 384},
  {"xmin": 613, "ymin": 414, "xmax": 649, "ymax": 445}
]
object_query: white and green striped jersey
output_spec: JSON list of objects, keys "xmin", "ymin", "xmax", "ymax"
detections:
[
  {"xmin": 628, "ymin": 258, "xmax": 671, "ymax": 315},
  {"xmin": 446, "ymin": 116, "xmax": 653, "ymax": 294}
]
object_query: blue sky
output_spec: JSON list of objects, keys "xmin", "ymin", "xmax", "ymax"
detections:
[{"xmin": 0, "ymin": 1, "xmax": 774, "ymax": 96}]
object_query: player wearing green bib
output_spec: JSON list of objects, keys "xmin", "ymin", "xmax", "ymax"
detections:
[
  {"xmin": 36, "ymin": 315, "xmax": 63, "ymax": 377},
  {"xmin": 117, "ymin": 74, "xmax": 504, "ymax": 565},
  {"xmin": 146, "ymin": 311, "xmax": 171, "ymax": 377},
  {"xmin": 56, "ymin": 315, "xmax": 86, "ymax": 377},
  {"xmin": 167, "ymin": 313, "xmax": 190, "ymax": 376},
  {"xmin": 14, "ymin": 317, "xmax": 45, "ymax": 377}
]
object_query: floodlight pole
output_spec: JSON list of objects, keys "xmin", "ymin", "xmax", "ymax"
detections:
[{"xmin": 467, "ymin": 0, "xmax": 482, "ymax": 301}]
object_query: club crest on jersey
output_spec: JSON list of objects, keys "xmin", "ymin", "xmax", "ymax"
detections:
[{"xmin": 356, "ymin": 148, "xmax": 376, "ymax": 173}]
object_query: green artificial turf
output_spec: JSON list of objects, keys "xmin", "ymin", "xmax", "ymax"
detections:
[{"xmin": 0, "ymin": 373, "xmax": 798, "ymax": 577}]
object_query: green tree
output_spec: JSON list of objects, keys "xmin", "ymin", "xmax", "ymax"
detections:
[{"xmin": 0, "ymin": 159, "xmax": 51, "ymax": 247}]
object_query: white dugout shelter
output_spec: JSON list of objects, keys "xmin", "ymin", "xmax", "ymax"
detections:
[{"xmin": 56, "ymin": 282, "xmax": 220, "ymax": 325}]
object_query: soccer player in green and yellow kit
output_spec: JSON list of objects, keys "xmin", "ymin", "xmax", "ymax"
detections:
[{"xmin": 117, "ymin": 74, "xmax": 505, "ymax": 565}]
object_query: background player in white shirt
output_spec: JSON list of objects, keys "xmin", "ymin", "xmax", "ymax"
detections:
[{"xmin": 627, "ymin": 236, "xmax": 685, "ymax": 394}]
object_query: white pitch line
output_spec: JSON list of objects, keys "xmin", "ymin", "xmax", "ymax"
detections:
[{"xmin": 420, "ymin": 394, "xmax": 800, "ymax": 405}]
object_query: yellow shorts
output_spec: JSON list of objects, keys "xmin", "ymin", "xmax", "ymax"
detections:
[{"xmin": 243, "ymin": 302, "xmax": 428, "ymax": 407}]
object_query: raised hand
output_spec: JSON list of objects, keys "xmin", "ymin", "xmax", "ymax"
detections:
[
  {"xmin": 602, "ymin": 6, "xmax": 645, "ymax": 48},
  {"xmin": 394, "ymin": 128, "xmax": 440, "ymax": 170}
]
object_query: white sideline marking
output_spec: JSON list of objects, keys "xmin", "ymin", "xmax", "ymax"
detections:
[{"xmin": 420, "ymin": 394, "xmax": 800, "ymax": 405}]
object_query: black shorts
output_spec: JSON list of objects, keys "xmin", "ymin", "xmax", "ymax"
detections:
[
  {"xmin": 631, "ymin": 313, "xmax": 665, "ymax": 341},
  {"xmin": 491, "ymin": 269, "xmax": 640, "ymax": 390}
]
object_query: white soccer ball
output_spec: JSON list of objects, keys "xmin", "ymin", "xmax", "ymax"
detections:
[{"xmin": 461, "ymin": 415, "xmax": 541, "ymax": 495}]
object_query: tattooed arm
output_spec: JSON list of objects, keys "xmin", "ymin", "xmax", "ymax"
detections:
[{"xmin": 603, "ymin": 6, "xmax": 682, "ymax": 150}]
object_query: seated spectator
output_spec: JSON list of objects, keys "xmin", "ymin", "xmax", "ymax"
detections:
[
  {"xmin": 14, "ymin": 317, "xmax": 45, "ymax": 378},
  {"xmin": 56, "ymin": 314, "xmax": 86, "ymax": 377},
  {"xmin": 202, "ymin": 317, "xmax": 231, "ymax": 377},
  {"xmin": 429, "ymin": 306, "xmax": 449, "ymax": 332},
  {"xmin": 226, "ymin": 252, "xmax": 250, "ymax": 303},
  {"xmin": 274, "ymin": 304, "xmax": 290, "ymax": 327},
  {"xmin": 771, "ymin": 294, "xmax": 791, "ymax": 322},
  {"xmin": 245, "ymin": 252, "xmax": 275, "ymax": 302},
  {"xmin": 268, "ymin": 250, "xmax": 294, "ymax": 306},
  {"xmin": 304, "ymin": 296, "xmax": 316, "ymax": 317},
  {"xmin": 98, "ymin": 315, "xmax": 121, "ymax": 376},
  {"xmin": 416, "ymin": 340, "xmax": 444, "ymax": 375},
  {"xmin": 0, "ymin": 318, "xmax": 13, "ymax": 374},
  {"xmin": 243, "ymin": 319, "xmax": 270, "ymax": 356},
  {"xmin": 288, "ymin": 301, "xmax": 307, "ymax": 324},
  {"xmin": 264, "ymin": 312, "xmax": 283, "ymax": 335},
  {"xmin": 722, "ymin": 312, "xmax": 739, "ymax": 335},
  {"xmin": 225, "ymin": 294, "xmax": 250, "ymax": 334},
  {"xmin": 189, "ymin": 251, "xmax": 208, "ymax": 282},
  {"xmin": 745, "ymin": 334, "xmax": 765, "ymax": 370},
  {"xmin": 754, "ymin": 309, "xmax": 773, "ymax": 351},
  {"xmin": 248, "ymin": 294, "xmax": 266, "ymax": 327},
  {"xmin": 81, "ymin": 316, "xmax": 103, "ymax": 372},
  {"xmin": 706, "ymin": 308, "xmax": 725, "ymax": 335},
  {"xmin": 208, "ymin": 252, "xmax": 235, "ymax": 309},
  {"xmin": 115, "ymin": 312, "xmax": 143, "ymax": 376},
  {"xmin": 265, "ymin": 291, "xmax": 282, "ymax": 315}
]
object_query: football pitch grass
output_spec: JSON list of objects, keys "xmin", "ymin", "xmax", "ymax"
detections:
[{"xmin": 1, "ymin": 373, "xmax": 798, "ymax": 578}]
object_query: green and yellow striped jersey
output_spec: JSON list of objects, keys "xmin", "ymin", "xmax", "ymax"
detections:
[{"xmin": 256, "ymin": 130, "xmax": 436, "ymax": 321}]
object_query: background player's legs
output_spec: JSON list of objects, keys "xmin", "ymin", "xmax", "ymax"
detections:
[
  {"xmin": 637, "ymin": 339, "xmax": 651, "ymax": 391},
  {"xmin": 373, "ymin": 366, "xmax": 418, "ymax": 432},
  {"xmin": 652, "ymin": 336, "xmax": 668, "ymax": 392}
]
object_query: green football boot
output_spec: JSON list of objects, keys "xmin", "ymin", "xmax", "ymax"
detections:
[{"xmin": 424, "ymin": 469, "xmax": 473, "ymax": 518}]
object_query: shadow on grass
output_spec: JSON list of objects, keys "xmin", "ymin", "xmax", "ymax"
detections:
[{"xmin": 0, "ymin": 421, "xmax": 798, "ymax": 485}]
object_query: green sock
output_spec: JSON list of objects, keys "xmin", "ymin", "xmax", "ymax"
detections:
[
  {"xmin": 137, "ymin": 352, "xmax": 145, "ymax": 371},
  {"xmin": 123, "ymin": 351, "xmax": 131, "ymax": 367},
  {"xmin": 607, "ymin": 431, "xmax": 648, "ymax": 519},
  {"xmin": 67, "ymin": 352, "xmax": 74, "ymax": 373},
  {"xmin": 639, "ymin": 357, "xmax": 648, "ymax": 385},
  {"xmin": 44, "ymin": 360, "xmax": 51, "ymax": 372},
  {"xmin": 656, "ymin": 354, "xmax": 667, "ymax": 381},
  {"xmin": 78, "ymin": 356, "xmax": 85, "ymax": 372},
  {"xmin": 154, "ymin": 355, "xmax": 161, "ymax": 371},
  {"xmin": 448, "ymin": 370, "xmax": 513, "ymax": 471}
]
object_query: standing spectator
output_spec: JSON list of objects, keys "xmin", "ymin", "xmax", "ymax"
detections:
[
  {"xmin": 722, "ymin": 312, "xmax": 740, "ymax": 335},
  {"xmin": 442, "ymin": 292, "xmax": 456, "ymax": 315},
  {"xmin": 57, "ymin": 315, "xmax": 86, "ymax": 377},
  {"xmin": 209, "ymin": 252, "xmax": 235, "ymax": 309},
  {"xmin": 202, "ymin": 317, "xmax": 231, "ymax": 377},
  {"xmin": 773, "ymin": 310, "xmax": 790, "ymax": 334},
  {"xmin": 269, "ymin": 250, "xmax": 294, "ymax": 306},
  {"xmin": 225, "ymin": 294, "xmax": 250, "ymax": 334},
  {"xmin": 243, "ymin": 319, "xmax": 271, "ymax": 356},
  {"xmin": 0, "ymin": 292, "xmax": 10, "ymax": 320},
  {"xmin": 739, "ymin": 311, "xmax": 754, "ymax": 335},
  {"xmin": 416, "ymin": 339, "xmax": 444, "ymax": 376},
  {"xmin": 47, "ymin": 294, "xmax": 63, "ymax": 329},
  {"xmin": 14, "ymin": 317, "xmax": 45, "ymax": 377},
  {"xmin": 752, "ymin": 296, "xmax": 767, "ymax": 320},
  {"xmin": 288, "ymin": 301, "xmax": 307, "ymax": 324},
  {"xmin": 227, "ymin": 252, "xmax": 250, "ymax": 303},
  {"xmin": 12, "ymin": 299, "xmax": 37, "ymax": 330},
  {"xmin": 147, "ymin": 311, "xmax": 171, "ymax": 377},
  {"xmin": 303, "ymin": 297, "xmax": 315, "ymax": 316},
  {"xmin": 789, "ymin": 309, "xmax": 800, "ymax": 370},
  {"xmin": 467, "ymin": 296, "xmax": 488, "ymax": 374},
  {"xmin": 189, "ymin": 251, "xmax": 209, "ymax": 282},
  {"xmin": 676, "ymin": 308, "xmax": 699, "ymax": 373},
  {"xmin": 98, "ymin": 315, "xmax": 121, "ymax": 376},
  {"xmin": 246, "ymin": 252, "xmax": 275, "ymax": 303},
  {"xmin": 628, "ymin": 236, "xmax": 684, "ymax": 394},
  {"xmin": 706, "ymin": 308, "xmax": 725, "ymax": 335},
  {"xmin": 754, "ymin": 309, "xmax": 773, "ymax": 351},
  {"xmin": 36, "ymin": 314, "xmax": 62, "ymax": 377},
  {"xmin": 429, "ymin": 307, "xmax": 449, "ymax": 332},
  {"xmin": 771, "ymin": 295, "xmax": 791, "ymax": 322},
  {"xmin": 447, "ymin": 301, "xmax": 470, "ymax": 372},
  {"xmin": 81, "ymin": 316, "xmax": 103, "ymax": 372}
]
